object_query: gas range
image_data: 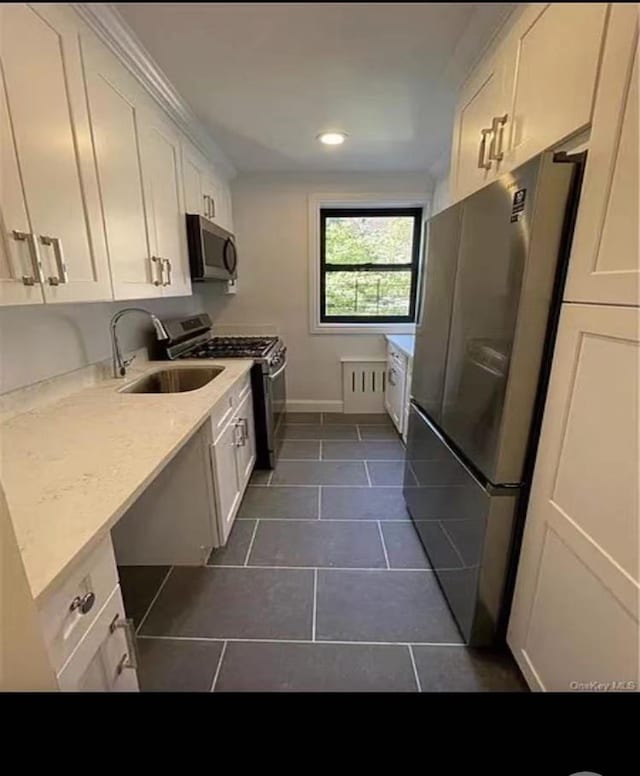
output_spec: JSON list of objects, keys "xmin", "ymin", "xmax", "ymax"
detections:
[
  {"xmin": 160, "ymin": 313, "xmax": 285, "ymax": 373},
  {"xmin": 186, "ymin": 336, "xmax": 279, "ymax": 361}
]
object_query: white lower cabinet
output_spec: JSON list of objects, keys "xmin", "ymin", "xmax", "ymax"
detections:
[
  {"xmin": 210, "ymin": 378, "xmax": 256, "ymax": 544},
  {"xmin": 385, "ymin": 342, "xmax": 408, "ymax": 435},
  {"xmin": 57, "ymin": 586, "xmax": 138, "ymax": 692},
  {"xmin": 507, "ymin": 303, "xmax": 640, "ymax": 691},
  {"xmin": 37, "ymin": 534, "xmax": 139, "ymax": 692}
]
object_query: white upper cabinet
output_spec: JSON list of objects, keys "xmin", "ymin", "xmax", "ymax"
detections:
[
  {"xmin": 450, "ymin": 3, "xmax": 609, "ymax": 204},
  {"xmin": 505, "ymin": 3, "xmax": 608, "ymax": 168},
  {"xmin": 450, "ymin": 50, "xmax": 512, "ymax": 201},
  {"xmin": 80, "ymin": 35, "xmax": 163, "ymax": 299},
  {"xmin": 182, "ymin": 140, "xmax": 210, "ymax": 218},
  {"xmin": 138, "ymin": 108, "xmax": 191, "ymax": 296},
  {"xmin": 0, "ymin": 3, "xmax": 112, "ymax": 305},
  {"xmin": 182, "ymin": 138, "xmax": 234, "ymax": 232},
  {"xmin": 0, "ymin": 73, "xmax": 45, "ymax": 306},
  {"xmin": 565, "ymin": 5, "xmax": 639, "ymax": 307}
]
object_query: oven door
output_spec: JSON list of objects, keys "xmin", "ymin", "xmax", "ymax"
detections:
[{"xmin": 264, "ymin": 359, "xmax": 287, "ymax": 465}]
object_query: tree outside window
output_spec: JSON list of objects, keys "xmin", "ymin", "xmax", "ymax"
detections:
[{"xmin": 320, "ymin": 208, "xmax": 422, "ymax": 323}]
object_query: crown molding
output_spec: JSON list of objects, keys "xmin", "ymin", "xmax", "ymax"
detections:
[{"xmin": 72, "ymin": 3, "xmax": 236, "ymax": 180}]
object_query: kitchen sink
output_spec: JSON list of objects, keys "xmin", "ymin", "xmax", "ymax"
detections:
[{"xmin": 119, "ymin": 367, "xmax": 224, "ymax": 394}]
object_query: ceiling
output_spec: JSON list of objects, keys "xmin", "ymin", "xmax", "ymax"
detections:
[{"xmin": 114, "ymin": 3, "xmax": 514, "ymax": 175}]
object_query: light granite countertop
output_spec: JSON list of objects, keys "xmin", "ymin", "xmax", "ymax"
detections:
[
  {"xmin": 385, "ymin": 334, "xmax": 416, "ymax": 359},
  {"xmin": 0, "ymin": 359, "xmax": 253, "ymax": 603}
]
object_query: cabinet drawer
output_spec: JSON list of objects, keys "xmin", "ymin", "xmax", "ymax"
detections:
[
  {"xmin": 38, "ymin": 535, "xmax": 119, "ymax": 673},
  {"xmin": 209, "ymin": 371, "xmax": 252, "ymax": 441},
  {"xmin": 57, "ymin": 585, "xmax": 138, "ymax": 692}
]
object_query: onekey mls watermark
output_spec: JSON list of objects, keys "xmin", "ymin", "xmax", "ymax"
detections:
[{"xmin": 569, "ymin": 679, "xmax": 637, "ymax": 691}]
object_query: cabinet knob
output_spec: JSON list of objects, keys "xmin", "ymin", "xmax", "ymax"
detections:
[{"xmin": 69, "ymin": 591, "xmax": 96, "ymax": 615}]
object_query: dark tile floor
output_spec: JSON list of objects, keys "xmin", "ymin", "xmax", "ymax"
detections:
[{"xmin": 119, "ymin": 412, "xmax": 527, "ymax": 693}]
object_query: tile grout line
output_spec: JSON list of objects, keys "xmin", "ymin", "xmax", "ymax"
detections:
[
  {"xmin": 377, "ymin": 521, "xmax": 391, "ymax": 569},
  {"xmin": 312, "ymin": 568, "xmax": 318, "ymax": 641},
  {"xmin": 135, "ymin": 566, "xmax": 174, "ymax": 635},
  {"xmin": 138, "ymin": 635, "xmax": 467, "ymax": 647},
  {"xmin": 319, "ymin": 440, "xmax": 323, "ymax": 460},
  {"xmin": 209, "ymin": 640, "xmax": 228, "ymax": 692},
  {"xmin": 356, "ymin": 424, "xmax": 362, "ymax": 441},
  {"xmin": 195, "ymin": 563, "xmax": 438, "ymax": 572},
  {"xmin": 363, "ymin": 460, "xmax": 373, "ymax": 487},
  {"xmin": 238, "ymin": 517, "xmax": 411, "ymax": 523},
  {"xmin": 318, "ymin": 486, "xmax": 322, "ymax": 520},
  {"xmin": 243, "ymin": 520, "xmax": 260, "ymax": 566},
  {"xmin": 267, "ymin": 470, "xmax": 274, "ymax": 486},
  {"xmin": 408, "ymin": 645, "xmax": 423, "ymax": 692}
]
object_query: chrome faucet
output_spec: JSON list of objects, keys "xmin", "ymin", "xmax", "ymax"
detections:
[{"xmin": 110, "ymin": 307, "xmax": 169, "ymax": 378}]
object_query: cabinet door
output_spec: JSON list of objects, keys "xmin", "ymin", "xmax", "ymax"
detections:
[
  {"xmin": 210, "ymin": 420, "xmax": 242, "ymax": 544},
  {"xmin": 384, "ymin": 358, "xmax": 406, "ymax": 433},
  {"xmin": 565, "ymin": 6, "xmax": 639, "ymax": 307},
  {"xmin": 450, "ymin": 50, "xmax": 511, "ymax": 202},
  {"xmin": 0, "ymin": 3, "xmax": 112, "ymax": 304},
  {"xmin": 139, "ymin": 108, "xmax": 192, "ymax": 297},
  {"xmin": 0, "ymin": 71, "xmax": 45, "ymax": 306},
  {"xmin": 234, "ymin": 391, "xmax": 256, "ymax": 491},
  {"xmin": 507, "ymin": 303, "xmax": 640, "ymax": 691},
  {"xmin": 57, "ymin": 586, "xmax": 139, "ymax": 692},
  {"xmin": 506, "ymin": 3, "xmax": 608, "ymax": 168},
  {"xmin": 182, "ymin": 141, "xmax": 208, "ymax": 218},
  {"xmin": 80, "ymin": 35, "xmax": 162, "ymax": 299}
]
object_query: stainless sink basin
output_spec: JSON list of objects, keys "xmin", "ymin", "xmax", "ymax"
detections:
[{"xmin": 120, "ymin": 367, "xmax": 224, "ymax": 394}]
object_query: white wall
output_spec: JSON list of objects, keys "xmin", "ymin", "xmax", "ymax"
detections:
[
  {"xmin": 431, "ymin": 173, "xmax": 451, "ymax": 216},
  {"xmin": 0, "ymin": 295, "xmax": 203, "ymax": 394},
  {"xmin": 198, "ymin": 172, "xmax": 431, "ymax": 409}
]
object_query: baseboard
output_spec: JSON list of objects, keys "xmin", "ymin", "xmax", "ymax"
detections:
[{"xmin": 286, "ymin": 399, "xmax": 344, "ymax": 413}]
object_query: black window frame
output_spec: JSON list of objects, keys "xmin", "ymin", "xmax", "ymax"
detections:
[{"xmin": 319, "ymin": 206, "xmax": 422, "ymax": 324}]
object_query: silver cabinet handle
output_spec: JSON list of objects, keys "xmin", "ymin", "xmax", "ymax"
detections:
[
  {"xmin": 388, "ymin": 368, "xmax": 396, "ymax": 387},
  {"xmin": 209, "ymin": 195, "xmax": 215, "ymax": 219},
  {"xmin": 12, "ymin": 230, "xmax": 44, "ymax": 286},
  {"xmin": 109, "ymin": 614, "xmax": 138, "ymax": 673},
  {"xmin": 150, "ymin": 255, "xmax": 163, "ymax": 286},
  {"xmin": 488, "ymin": 114, "xmax": 508, "ymax": 162},
  {"xmin": 40, "ymin": 235, "xmax": 68, "ymax": 285},
  {"xmin": 162, "ymin": 258, "xmax": 172, "ymax": 286},
  {"xmin": 233, "ymin": 419, "xmax": 246, "ymax": 447},
  {"xmin": 69, "ymin": 591, "xmax": 96, "ymax": 615},
  {"xmin": 203, "ymin": 194, "xmax": 210, "ymax": 218},
  {"xmin": 477, "ymin": 127, "xmax": 493, "ymax": 170}
]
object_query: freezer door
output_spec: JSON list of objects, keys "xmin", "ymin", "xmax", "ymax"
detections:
[
  {"xmin": 440, "ymin": 152, "xmax": 574, "ymax": 484},
  {"xmin": 411, "ymin": 203, "xmax": 463, "ymax": 423},
  {"xmin": 403, "ymin": 403, "xmax": 518, "ymax": 645}
]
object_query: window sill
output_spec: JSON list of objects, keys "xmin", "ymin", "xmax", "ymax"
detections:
[{"xmin": 310, "ymin": 322, "xmax": 417, "ymax": 335}]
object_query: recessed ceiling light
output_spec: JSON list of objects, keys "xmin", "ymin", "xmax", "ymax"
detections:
[{"xmin": 318, "ymin": 131, "xmax": 347, "ymax": 146}]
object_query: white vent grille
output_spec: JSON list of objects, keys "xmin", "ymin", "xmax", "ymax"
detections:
[{"xmin": 341, "ymin": 359, "xmax": 387, "ymax": 413}]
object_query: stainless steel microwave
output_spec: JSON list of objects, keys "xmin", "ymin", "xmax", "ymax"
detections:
[{"xmin": 185, "ymin": 214, "xmax": 238, "ymax": 281}]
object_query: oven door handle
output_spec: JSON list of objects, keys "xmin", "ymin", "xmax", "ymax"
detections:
[{"xmin": 268, "ymin": 360, "xmax": 287, "ymax": 381}]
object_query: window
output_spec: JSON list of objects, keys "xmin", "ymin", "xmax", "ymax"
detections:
[{"xmin": 320, "ymin": 207, "xmax": 422, "ymax": 324}]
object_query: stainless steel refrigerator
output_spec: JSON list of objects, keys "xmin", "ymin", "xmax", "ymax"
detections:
[{"xmin": 403, "ymin": 150, "xmax": 584, "ymax": 646}]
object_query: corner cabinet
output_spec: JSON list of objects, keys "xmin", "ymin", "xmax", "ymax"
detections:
[
  {"xmin": 0, "ymin": 3, "xmax": 112, "ymax": 306},
  {"xmin": 449, "ymin": 3, "xmax": 609, "ymax": 204}
]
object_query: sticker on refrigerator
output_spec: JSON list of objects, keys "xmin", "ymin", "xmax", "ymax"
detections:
[{"xmin": 510, "ymin": 188, "xmax": 526, "ymax": 222}]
